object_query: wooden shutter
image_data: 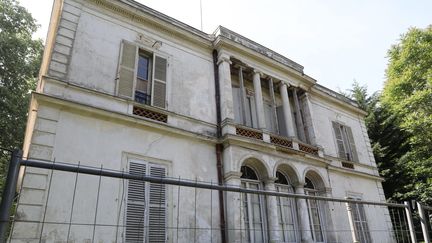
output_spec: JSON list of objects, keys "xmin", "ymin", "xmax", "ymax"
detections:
[
  {"xmin": 148, "ymin": 165, "xmax": 167, "ymax": 242},
  {"xmin": 232, "ymin": 87, "xmax": 243, "ymax": 124},
  {"xmin": 345, "ymin": 126, "xmax": 359, "ymax": 162},
  {"xmin": 332, "ymin": 122, "xmax": 347, "ymax": 159},
  {"xmin": 264, "ymin": 103, "xmax": 276, "ymax": 133},
  {"xmin": 126, "ymin": 162, "xmax": 147, "ymax": 242},
  {"xmin": 117, "ymin": 41, "xmax": 138, "ymax": 99},
  {"xmin": 277, "ymin": 106, "xmax": 288, "ymax": 137},
  {"xmin": 151, "ymin": 55, "xmax": 167, "ymax": 109},
  {"xmin": 248, "ymin": 96, "xmax": 258, "ymax": 129}
]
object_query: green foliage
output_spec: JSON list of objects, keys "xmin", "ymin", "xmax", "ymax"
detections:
[
  {"xmin": 347, "ymin": 26, "xmax": 432, "ymax": 204},
  {"xmin": 345, "ymin": 83, "xmax": 411, "ymax": 203},
  {"xmin": 381, "ymin": 25, "xmax": 432, "ymax": 204},
  {"xmin": 0, "ymin": 0, "xmax": 43, "ymax": 194}
]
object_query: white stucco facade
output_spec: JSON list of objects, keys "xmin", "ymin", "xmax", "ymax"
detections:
[{"xmin": 11, "ymin": 0, "xmax": 393, "ymax": 242}]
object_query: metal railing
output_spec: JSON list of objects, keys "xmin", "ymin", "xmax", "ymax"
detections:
[{"xmin": 0, "ymin": 150, "xmax": 431, "ymax": 242}]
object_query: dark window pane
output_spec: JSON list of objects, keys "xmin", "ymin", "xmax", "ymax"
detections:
[{"xmin": 137, "ymin": 55, "xmax": 149, "ymax": 80}]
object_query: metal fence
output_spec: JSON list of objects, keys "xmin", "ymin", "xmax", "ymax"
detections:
[{"xmin": 0, "ymin": 150, "xmax": 431, "ymax": 243}]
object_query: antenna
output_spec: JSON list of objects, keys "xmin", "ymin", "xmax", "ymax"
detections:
[{"xmin": 200, "ymin": 0, "xmax": 203, "ymax": 31}]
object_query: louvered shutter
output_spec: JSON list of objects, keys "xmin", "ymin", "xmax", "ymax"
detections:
[
  {"xmin": 148, "ymin": 165, "xmax": 167, "ymax": 243},
  {"xmin": 264, "ymin": 103, "xmax": 276, "ymax": 133},
  {"xmin": 151, "ymin": 55, "xmax": 167, "ymax": 109},
  {"xmin": 345, "ymin": 126, "xmax": 359, "ymax": 162},
  {"xmin": 117, "ymin": 41, "xmax": 138, "ymax": 99},
  {"xmin": 277, "ymin": 106, "xmax": 288, "ymax": 137},
  {"xmin": 332, "ymin": 122, "xmax": 347, "ymax": 159},
  {"xmin": 126, "ymin": 162, "xmax": 147, "ymax": 242},
  {"xmin": 232, "ymin": 87, "xmax": 243, "ymax": 124},
  {"xmin": 248, "ymin": 96, "xmax": 258, "ymax": 129}
]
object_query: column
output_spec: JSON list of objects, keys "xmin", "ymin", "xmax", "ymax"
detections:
[
  {"xmin": 268, "ymin": 78, "xmax": 279, "ymax": 134},
  {"xmin": 224, "ymin": 172, "xmax": 243, "ymax": 243},
  {"xmin": 217, "ymin": 52, "xmax": 235, "ymax": 122},
  {"xmin": 303, "ymin": 92, "xmax": 317, "ymax": 146},
  {"xmin": 264, "ymin": 177, "xmax": 282, "ymax": 243},
  {"xmin": 279, "ymin": 83, "xmax": 296, "ymax": 137},
  {"xmin": 293, "ymin": 88, "xmax": 307, "ymax": 142},
  {"xmin": 238, "ymin": 67, "xmax": 251, "ymax": 126},
  {"xmin": 253, "ymin": 70, "xmax": 266, "ymax": 129},
  {"xmin": 295, "ymin": 184, "xmax": 313, "ymax": 243}
]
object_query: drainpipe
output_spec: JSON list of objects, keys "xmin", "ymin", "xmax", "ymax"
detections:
[{"xmin": 212, "ymin": 49, "xmax": 227, "ymax": 243}]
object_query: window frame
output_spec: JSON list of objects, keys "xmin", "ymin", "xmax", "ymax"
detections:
[
  {"xmin": 124, "ymin": 159, "xmax": 168, "ymax": 243},
  {"xmin": 275, "ymin": 171, "xmax": 299, "ymax": 243},
  {"xmin": 347, "ymin": 194, "xmax": 372, "ymax": 243},
  {"xmin": 240, "ymin": 166, "xmax": 268, "ymax": 243},
  {"xmin": 332, "ymin": 121, "xmax": 358, "ymax": 162},
  {"xmin": 304, "ymin": 178, "xmax": 326, "ymax": 243}
]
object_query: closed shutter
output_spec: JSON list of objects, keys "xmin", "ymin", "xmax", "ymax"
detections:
[
  {"xmin": 332, "ymin": 122, "xmax": 347, "ymax": 159},
  {"xmin": 117, "ymin": 41, "xmax": 138, "ymax": 99},
  {"xmin": 151, "ymin": 55, "xmax": 167, "ymax": 108},
  {"xmin": 148, "ymin": 165, "xmax": 167, "ymax": 242},
  {"xmin": 248, "ymin": 96, "xmax": 258, "ymax": 129},
  {"xmin": 345, "ymin": 126, "xmax": 359, "ymax": 162},
  {"xmin": 277, "ymin": 106, "xmax": 288, "ymax": 137},
  {"xmin": 232, "ymin": 87, "xmax": 243, "ymax": 124},
  {"xmin": 264, "ymin": 103, "xmax": 276, "ymax": 133},
  {"xmin": 126, "ymin": 162, "xmax": 147, "ymax": 242}
]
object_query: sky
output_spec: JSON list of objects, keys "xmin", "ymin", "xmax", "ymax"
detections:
[{"xmin": 20, "ymin": 0, "xmax": 432, "ymax": 94}]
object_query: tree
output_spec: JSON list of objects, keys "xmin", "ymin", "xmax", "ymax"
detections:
[
  {"xmin": 345, "ymin": 82, "xmax": 411, "ymax": 202},
  {"xmin": 381, "ymin": 25, "xmax": 432, "ymax": 204},
  {"xmin": 0, "ymin": 0, "xmax": 43, "ymax": 193}
]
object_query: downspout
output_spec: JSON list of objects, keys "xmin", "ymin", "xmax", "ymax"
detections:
[{"xmin": 212, "ymin": 49, "xmax": 227, "ymax": 243}]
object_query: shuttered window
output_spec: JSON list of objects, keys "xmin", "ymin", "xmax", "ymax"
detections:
[
  {"xmin": 116, "ymin": 41, "xmax": 168, "ymax": 109},
  {"xmin": 332, "ymin": 122, "xmax": 359, "ymax": 162},
  {"xmin": 125, "ymin": 161, "xmax": 167, "ymax": 243}
]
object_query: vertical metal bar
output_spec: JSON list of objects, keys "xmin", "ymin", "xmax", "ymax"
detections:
[
  {"xmin": 91, "ymin": 165, "xmax": 103, "ymax": 243},
  {"xmin": 390, "ymin": 208, "xmax": 399, "ymax": 243},
  {"xmin": 345, "ymin": 201, "xmax": 359, "ymax": 243},
  {"xmin": 8, "ymin": 163, "xmax": 26, "ymax": 243},
  {"xmin": 115, "ymin": 169, "xmax": 125, "ymax": 243},
  {"xmin": 194, "ymin": 178, "xmax": 197, "ymax": 243},
  {"xmin": 176, "ymin": 177, "xmax": 180, "ymax": 243},
  {"xmin": 67, "ymin": 162, "xmax": 80, "ymax": 242},
  {"xmin": 404, "ymin": 201, "xmax": 417, "ymax": 243},
  {"xmin": 210, "ymin": 181, "xmax": 213, "ymax": 243},
  {"xmin": 39, "ymin": 159, "xmax": 56, "ymax": 242},
  {"xmin": 418, "ymin": 202, "xmax": 431, "ymax": 243},
  {"xmin": 0, "ymin": 150, "xmax": 22, "ymax": 242},
  {"xmin": 396, "ymin": 207, "xmax": 405, "ymax": 243}
]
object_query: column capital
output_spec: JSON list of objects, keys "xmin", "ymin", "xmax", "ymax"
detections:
[
  {"xmin": 217, "ymin": 52, "xmax": 231, "ymax": 65},
  {"xmin": 253, "ymin": 69, "xmax": 263, "ymax": 76},
  {"xmin": 224, "ymin": 171, "xmax": 242, "ymax": 181},
  {"xmin": 279, "ymin": 81, "xmax": 290, "ymax": 89},
  {"xmin": 263, "ymin": 176, "xmax": 278, "ymax": 185}
]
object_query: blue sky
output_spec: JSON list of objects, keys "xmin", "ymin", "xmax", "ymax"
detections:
[{"xmin": 21, "ymin": 0, "xmax": 432, "ymax": 94}]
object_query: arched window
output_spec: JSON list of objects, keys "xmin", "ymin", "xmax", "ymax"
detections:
[
  {"xmin": 275, "ymin": 171, "xmax": 299, "ymax": 243},
  {"xmin": 240, "ymin": 165, "xmax": 267, "ymax": 243},
  {"xmin": 304, "ymin": 176, "xmax": 325, "ymax": 243}
]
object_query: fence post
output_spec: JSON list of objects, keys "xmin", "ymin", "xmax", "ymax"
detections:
[
  {"xmin": 345, "ymin": 200, "xmax": 359, "ymax": 243},
  {"xmin": 0, "ymin": 149, "xmax": 22, "ymax": 242},
  {"xmin": 417, "ymin": 202, "xmax": 431, "ymax": 243},
  {"xmin": 404, "ymin": 201, "xmax": 417, "ymax": 243}
]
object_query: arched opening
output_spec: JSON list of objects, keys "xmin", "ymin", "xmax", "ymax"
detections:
[
  {"xmin": 240, "ymin": 164, "xmax": 267, "ymax": 243},
  {"xmin": 275, "ymin": 170, "xmax": 299, "ymax": 243},
  {"xmin": 304, "ymin": 170, "xmax": 327, "ymax": 243}
]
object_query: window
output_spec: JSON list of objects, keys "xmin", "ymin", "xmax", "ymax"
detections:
[
  {"xmin": 348, "ymin": 196, "xmax": 372, "ymax": 243},
  {"xmin": 117, "ymin": 40, "xmax": 168, "ymax": 109},
  {"xmin": 232, "ymin": 87, "xmax": 259, "ymax": 128},
  {"xmin": 275, "ymin": 171, "xmax": 299, "ymax": 243},
  {"xmin": 305, "ymin": 177, "xmax": 325, "ymax": 243},
  {"xmin": 240, "ymin": 166, "xmax": 267, "ymax": 243},
  {"xmin": 125, "ymin": 160, "xmax": 167, "ymax": 243},
  {"xmin": 332, "ymin": 122, "xmax": 358, "ymax": 162}
]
